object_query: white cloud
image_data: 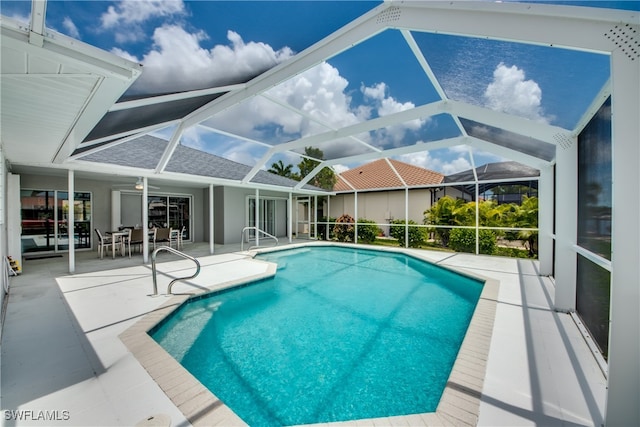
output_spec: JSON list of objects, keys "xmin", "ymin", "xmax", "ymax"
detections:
[
  {"xmin": 100, "ymin": 0, "xmax": 187, "ymax": 43},
  {"xmin": 62, "ymin": 17, "xmax": 80, "ymax": 39},
  {"xmin": 203, "ymin": 62, "xmax": 366, "ymax": 160},
  {"xmin": 361, "ymin": 82, "xmax": 428, "ymax": 148},
  {"xmin": 101, "ymin": 0, "xmax": 186, "ymax": 28},
  {"xmin": 441, "ymin": 157, "xmax": 472, "ymax": 175},
  {"xmin": 198, "ymin": 65, "xmax": 439, "ymax": 163},
  {"xmin": 484, "ymin": 63, "xmax": 548, "ymax": 123},
  {"xmin": 110, "ymin": 47, "xmax": 139, "ymax": 63},
  {"xmin": 333, "ymin": 164, "xmax": 350, "ymax": 174},
  {"xmin": 119, "ymin": 27, "xmax": 294, "ymax": 93},
  {"xmin": 398, "ymin": 150, "xmax": 471, "ymax": 175},
  {"xmin": 266, "ymin": 62, "xmax": 359, "ymax": 131}
]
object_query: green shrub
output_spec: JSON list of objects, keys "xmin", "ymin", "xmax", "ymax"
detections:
[
  {"xmin": 494, "ymin": 246, "xmax": 531, "ymax": 258},
  {"xmin": 356, "ymin": 219, "xmax": 381, "ymax": 244},
  {"xmin": 333, "ymin": 214, "xmax": 355, "ymax": 242},
  {"xmin": 318, "ymin": 216, "xmax": 336, "ymax": 240},
  {"xmin": 449, "ymin": 228, "xmax": 497, "ymax": 255},
  {"xmin": 389, "ymin": 219, "xmax": 427, "ymax": 248}
]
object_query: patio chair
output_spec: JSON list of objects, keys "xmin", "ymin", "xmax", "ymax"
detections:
[
  {"xmin": 124, "ymin": 228, "xmax": 145, "ymax": 257},
  {"xmin": 177, "ymin": 225, "xmax": 186, "ymax": 249},
  {"xmin": 169, "ymin": 228, "xmax": 180, "ymax": 249},
  {"xmin": 154, "ymin": 227, "xmax": 172, "ymax": 249},
  {"xmin": 94, "ymin": 228, "xmax": 113, "ymax": 259}
]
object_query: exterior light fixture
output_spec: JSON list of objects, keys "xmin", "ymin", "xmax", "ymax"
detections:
[{"xmin": 135, "ymin": 178, "xmax": 144, "ymax": 190}]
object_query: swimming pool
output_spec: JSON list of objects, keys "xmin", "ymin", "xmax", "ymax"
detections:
[{"xmin": 150, "ymin": 246, "xmax": 484, "ymax": 425}]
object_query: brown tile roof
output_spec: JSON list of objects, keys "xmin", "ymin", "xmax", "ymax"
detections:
[{"xmin": 334, "ymin": 159, "xmax": 444, "ymax": 191}]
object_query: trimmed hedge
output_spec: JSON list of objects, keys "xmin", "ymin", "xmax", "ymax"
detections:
[
  {"xmin": 449, "ymin": 228, "xmax": 497, "ymax": 255},
  {"xmin": 389, "ymin": 219, "xmax": 427, "ymax": 248},
  {"xmin": 356, "ymin": 219, "xmax": 381, "ymax": 244}
]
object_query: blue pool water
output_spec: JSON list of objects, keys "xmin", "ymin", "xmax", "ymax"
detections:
[{"xmin": 150, "ymin": 246, "xmax": 483, "ymax": 426}]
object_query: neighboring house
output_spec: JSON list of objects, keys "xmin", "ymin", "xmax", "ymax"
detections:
[
  {"xmin": 329, "ymin": 159, "xmax": 446, "ymax": 236},
  {"xmin": 327, "ymin": 159, "xmax": 540, "ymax": 237},
  {"xmin": 445, "ymin": 161, "xmax": 540, "ymax": 204}
]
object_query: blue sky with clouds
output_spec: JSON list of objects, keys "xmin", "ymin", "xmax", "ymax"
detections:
[{"xmin": 2, "ymin": 0, "xmax": 637, "ymax": 175}]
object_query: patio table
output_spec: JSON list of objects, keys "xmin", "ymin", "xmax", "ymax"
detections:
[{"xmin": 106, "ymin": 231, "xmax": 128, "ymax": 259}]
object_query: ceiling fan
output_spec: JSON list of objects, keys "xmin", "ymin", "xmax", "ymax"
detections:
[{"xmin": 112, "ymin": 177, "xmax": 160, "ymax": 190}]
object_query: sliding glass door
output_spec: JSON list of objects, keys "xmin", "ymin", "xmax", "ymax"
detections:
[
  {"xmin": 147, "ymin": 195, "xmax": 191, "ymax": 241},
  {"xmin": 247, "ymin": 198, "xmax": 277, "ymax": 239},
  {"xmin": 20, "ymin": 190, "xmax": 92, "ymax": 253}
]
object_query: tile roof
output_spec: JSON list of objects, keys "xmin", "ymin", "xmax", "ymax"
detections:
[
  {"xmin": 334, "ymin": 159, "xmax": 443, "ymax": 191},
  {"xmin": 80, "ymin": 135, "xmax": 323, "ymax": 191}
]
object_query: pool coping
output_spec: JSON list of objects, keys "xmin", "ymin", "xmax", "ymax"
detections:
[{"xmin": 119, "ymin": 243, "xmax": 499, "ymax": 426}]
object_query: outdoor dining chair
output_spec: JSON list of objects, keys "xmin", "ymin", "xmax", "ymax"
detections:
[
  {"xmin": 124, "ymin": 228, "xmax": 145, "ymax": 257},
  {"xmin": 94, "ymin": 228, "xmax": 113, "ymax": 259},
  {"xmin": 154, "ymin": 227, "xmax": 172, "ymax": 249}
]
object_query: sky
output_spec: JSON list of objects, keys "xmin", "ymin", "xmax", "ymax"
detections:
[{"xmin": 2, "ymin": 0, "xmax": 637, "ymax": 176}]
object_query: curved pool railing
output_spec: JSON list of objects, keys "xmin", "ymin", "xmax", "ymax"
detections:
[
  {"xmin": 151, "ymin": 246, "xmax": 201, "ymax": 296},
  {"xmin": 241, "ymin": 227, "xmax": 279, "ymax": 252}
]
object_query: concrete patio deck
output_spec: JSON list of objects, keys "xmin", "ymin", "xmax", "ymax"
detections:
[{"xmin": 1, "ymin": 242, "xmax": 606, "ymax": 426}]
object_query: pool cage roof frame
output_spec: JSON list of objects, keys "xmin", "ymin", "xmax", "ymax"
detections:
[{"xmin": 3, "ymin": 1, "xmax": 636, "ymax": 194}]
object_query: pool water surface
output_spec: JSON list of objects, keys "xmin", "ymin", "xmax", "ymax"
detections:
[{"xmin": 150, "ymin": 246, "xmax": 483, "ymax": 426}]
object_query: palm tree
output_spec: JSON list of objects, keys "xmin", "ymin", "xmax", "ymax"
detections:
[
  {"xmin": 424, "ymin": 196, "xmax": 469, "ymax": 246},
  {"xmin": 515, "ymin": 196, "xmax": 539, "ymax": 257},
  {"xmin": 268, "ymin": 160, "xmax": 294, "ymax": 178}
]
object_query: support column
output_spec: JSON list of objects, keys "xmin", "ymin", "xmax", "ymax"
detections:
[
  {"xmin": 354, "ymin": 191, "xmax": 358, "ymax": 244},
  {"xmin": 326, "ymin": 195, "xmax": 330, "ymax": 240},
  {"xmin": 68, "ymin": 170, "xmax": 75, "ymax": 274},
  {"xmin": 142, "ymin": 177, "xmax": 149, "ymax": 263},
  {"xmin": 255, "ymin": 189, "xmax": 260, "ymax": 247},
  {"xmin": 475, "ymin": 182, "xmax": 479, "ymax": 255},
  {"xmin": 111, "ymin": 190, "xmax": 121, "ymax": 232},
  {"xmin": 554, "ymin": 134, "xmax": 578, "ymax": 312},
  {"xmin": 209, "ymin": 184, "xmax": 214, "ymax": 254},
  {"xmin": 605, "ymin": 48, "xmax": 640, "ymax": 427},
  {"xmin": 404, "ymin": 188, "xmax": 408, "ymax": 248},
  {"xmin": 307, "ymin": 198, "xmax": 311, "ymax": 238},
  {"xmin": 314, "ymin": 195, "xmax": 318, "ymax": 239},
  {"xmin": 288, "ymin": 192, "xmax": 292, "ymax": 243},
  {"xmin": 538, "ymin": 167, "xmax": 554, "ymax": 276}
]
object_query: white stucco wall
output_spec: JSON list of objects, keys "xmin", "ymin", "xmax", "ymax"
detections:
[
  {"xmin": 221, "ymin": 187, "xmax": 291, "ymax": 244},
  {"xmin": 329, "ymin": 189, "xmax": 433, "ymax": 230}
]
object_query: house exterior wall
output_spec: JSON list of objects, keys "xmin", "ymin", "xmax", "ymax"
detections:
[
  {"xmin": 220, "ymin": 187, "xmax": 290, "ymax": 244},
  {"xmin": 434, "ymin": 186, "xmax": 467, "ymax": 202},
  {"xmin": 329, "ymin": 188, "xmax": 434, "ymax": 236},
  {"xmin": 16, "ymin": 173, "xmax": 206, "ymax": 252}
]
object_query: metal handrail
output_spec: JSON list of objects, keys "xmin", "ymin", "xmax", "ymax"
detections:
[
  {"xmin": 151, "ymin": 246, "xmax": 201, "ymax": 296},
  {"xmin": 241, "ymin": 226, "xmax": 279, "ymax": 252}
]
